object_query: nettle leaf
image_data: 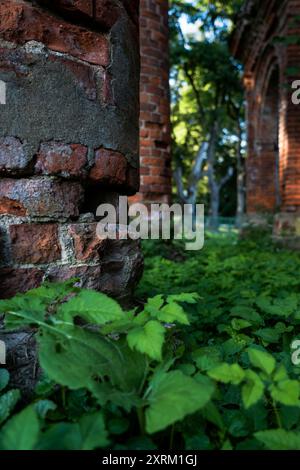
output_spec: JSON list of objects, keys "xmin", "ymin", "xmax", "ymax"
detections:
[
  {"xmin": 38, "ymin": 326, "xmax": 119, "ymax": 390},
  {"xmin": 26, "ymin": 281, "xmax": 78, "ymax": 303},
  {"xmin": 231, "ymin": 318, "xmax": 252, "ymax": 331},
  {"xmin": 89, "ymin": 381, "xmax": 143, "ymax": 412},
  {"xmin": 242, "ymin": 370, "xmax": 264, "ymax": 409},
  {"xmin": 192, "ymin": 346, "xmax": 223, "ymax": 371},
  {"xmin": 38, "ymin": 327, "xmax": 147, "ymax": 397},
  {"xmin": 156, "ymin": 302, "xmax": 190, "ymax": 325},
  {"xmin": 37, "ymin": 423, "xmax": 81, "ymax": 450},
  {"xmin": 269, "ymin": 380, "xmax": 300, "ymax": 406},
  {"xmin": 255, "ymin": 429, "xmax": 300, "ymax": 450},
  {"xmin": 34, "ymin": 400, "xmax": 57, "ymax": 419},
  {"xmin": 145, "ymin": 295, "xmax": 164, "ymax": 313},
  {"xmin": 1, "ymin": 281, "xmax": 78, "ymax": 330},
  {"xmin": 247, "ymin": 348, "xmax": 276, "ymax": 376},
  {"xmin": 0, "ymin": 389, "xmax": 21, "ymax": 425},
  {"xmin": 230, "ymin": 306, "xmax": 264, "ymax": 325},
  {"xmin": 57, "ymin": 289, "xmax": 123, "ymax": 325},
  {"xmin": 127, "ymin": 320, "xmax": 165, "ymax": 361},
  {"xmin": 79, "ymin": 412, "xmax": 109, "ymax": 450},
  {"xmin": 222, "ymin": 338, "xmax": 246, "ymax": 356},
  {"xmin": 201, "ymin": 401, "xmax": 225, "ymax": 431},
  {"xmin": 0, "ymin": 369, "xmax": 9, "ymax": 391},
  {"xmin": 254, "ymin": 328, "xmax": 280, "ymax": 344},
  {"xmin": 0, "ymin": 405, "xmax": 40, "ymax": 450},
  {"xmin": 167, "ymin": 293, "xmax": 199, "ymax": 304},
  {"xmin": 3, "ymin": 298, "xmax": 47, "ymax": 330},
  {"xmin": 146, "ymin": 370, "xmax": 213, "ymax": 434},
  {"xmin": 256, "ymin": 295, "xmax": 298, "ymax": 318},
  {"xmin": 100, "ymin": 312, "xmax": 136, "ymax": 335},
  {"xmin": 207, "ymin": 363, "xmax": 245, "ymax": 385},
  {"xmin": 273, "ymin": 364, "xmax": 288, "ymax": 382}
]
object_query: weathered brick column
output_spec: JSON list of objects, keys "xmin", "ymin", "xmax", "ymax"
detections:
[
  {"xmin": 132, "ymin": 0, "xmax": 172, "ymax": 205},
  {"xmin": 0, "ymin": 0, "xmax": 143, "ymax": 300},
  {"xmin": 231, "ymin": 0, "xmax": 300, "ymax": 243}
]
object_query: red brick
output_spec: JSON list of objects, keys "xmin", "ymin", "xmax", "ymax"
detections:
[
  {"xmin": 49, "ymin": 55, "xmax": 98, "ymax": 101},
  {"xmin": 0, "ymin": 268, "xmax": 44, "ymax": 299},
  {"xmin": 68, "ymin": 223, "xmax": 107, "ymax": 262},
  {"xmin": 10, "ymin": 224, "xmax": 61, "ymax": 264},
  {"xmin": 89, "ymin": 148, "xmax": 128, "ymax": 186},
  {"xmin": 137, "ymin": 0, "xmax": 172, "ymax": 207},
  {"xmin": 0, "ymin": 178, "xmax": 83, "ymax": 219},
  {"xmin": 0, "ymin": 137, "xmax": 32, "ymax": 175},
  {"xmin": 37, "ymin": 0, "xmax": 93, "ymax": 18},
  {"xmin": 38, "ymin": 0, "xmax": 122, "ymax": 30},
  {"xmin": 46, "ymin": 265, "xmax": 102, "ymax": 291},
  {"xmin": 35, "ymin": 142, "xmax": 88, "ymax": 178},
  {"xmin": 0, "ymin": 0, "xmax": 110, "ymax": 66}
]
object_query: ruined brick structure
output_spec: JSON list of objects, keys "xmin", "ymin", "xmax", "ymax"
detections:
[
  {"xmin": 133, "ymin": 0, "xmax": 172, "ymax": 205},
  {"xmin": 0, "ymin": 0, "xmax": 143, "ymax": 300},
  {"xmin": 232, "ymin": 0, "xmax": 300, "ymax": 240}
]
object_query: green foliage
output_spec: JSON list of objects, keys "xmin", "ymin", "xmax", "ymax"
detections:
[
  {"xmin": 3, "ymin": 233, "xmax": 300, "ymax": 449},
  {"xmin": 169, "ymin": 0, "xmax": 244, "ymax": 214}
]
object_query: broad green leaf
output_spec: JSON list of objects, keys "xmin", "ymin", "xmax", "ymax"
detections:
[
  {"xmin": 270, "ymin": 380, "xmax": 300, "ymax": 406},
  {"xmin": 273, "ymin": 364, "xmax": 288, "ymax": 382},
  {"xmin": 221, "ymin": 440, "xmax": 233, "ymax": 450},
  {"xmin": 0, "ymin": 369, "xmax": 9, "ymax": 391},
  {"xmin": 192, "ymin": 346, "xmax": 222, "ymax": 371},
  {"xmin": 36, "ymin": 423, "xmax": 81, "ymax": 450},
  {"xmin": 201, "ymin": 402, "xmax": 225, "ymax": 430},
  {"xmin": 242, "ymin": 370, "xmax": 264, "ymax": 409},
  {"xmin": 247, "ymin": 348, "xmax": 276, "ymax": 376},
  {"xmin": 1, "ymin": 281, "xmax": 77, "ymax": 330},
  {"xmin": 38, "ymin": 325, "xmax": 146, "ymax": 396},
  {"xmin": 178, "ymin": 363, "xmax": 196, "ymax": 376},
  {"xmin": 79, "ymin": 412, "xmax": 109, "ymax": 450},
  {"xmin": 167, "ymin": 293, "xmax": 199, "ymax": 304},
  {"xmin": 0, "ymin": 406, "xmax": 40, "ymax": 450},
  {"xmin": 145, "ymin": 295, "xmax": 164, "ymax": 313},
  {"xmin": 255, "ymin": 429, "xmax": 300, "ymax": 450},
  {"xmin": 185, "ymin": 432, "xmax": 211, "ymax": 450},
  {"xmin": 3, "ymin": 298, "xmax": 47, "ymax": 330},
  {"xmin": 108, "ymin": 417, "xmax": 130, "ymax": 435},
  {"xmin": 100, "ymin": 311, "xmax": 136, "ymax": 335},
  {"xmin": 89, "ymin": 381, "xmax": 143, "ymax": 412},
  {"xmin": 230, "ymin": 306, "xmax": 263, "ymax": 325},
  {"xmin": 231, "ymin": 318, "xmax": 252, "ymax": 330},
  {"xmin": 0, "ymin": 389, "xmax": 21, "ymax": 425},
  {"xmin": 38, "ymin": 326, "xmax": 119, "ymax": 390},
  {"xmin": 226, "ymin": 410, "xmax": 250, "ymax": 438},
  {"xmin": 256, "ymin": 295, "xmax": 298, "ymax": 318},
  {"xmin": 146, "ymin": 370, "xmax": 213, "ymax": 434},
  {"xmin": 207, "ymin": 363, "xmax": 245, "ymax": 385},
  {"xmin": 57, "ymin": 289, "xmax": 123, "ymax": 325},
  {"xmin": 156, "ymin": 302, "xmax": 190, "ymax": 325},
  {"xmin": 34, "ymin": 400, "xmax": 57, "ymax": 419},
  {"xmin": 127, "ymin": 320, "xmax": 165, "ymax": 361},
  {"xmin": 254, "ymin": 328, "xmax": 280, "ymax": 344}
]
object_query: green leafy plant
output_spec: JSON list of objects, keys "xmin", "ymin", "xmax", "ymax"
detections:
[{"xmin": 2, "ymin": 233, "xmax": 300, "ymax": 450}]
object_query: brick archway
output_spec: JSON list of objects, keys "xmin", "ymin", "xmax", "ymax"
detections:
[{"xmin": 256, "ymin": 62, "xmax": 281, "ymax": 211}]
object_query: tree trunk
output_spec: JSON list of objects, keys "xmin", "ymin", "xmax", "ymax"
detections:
[
  {"xmin": 210, "ymin": 183, "xmax": 220, "ymax": 231},
  {"xmin": 236, "ymin": 120, "xmax": 245, "ymax": 228}
]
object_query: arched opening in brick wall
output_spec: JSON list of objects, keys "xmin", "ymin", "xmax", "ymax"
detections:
[{"xmin": 257, "ymin": 64, "xmax": 280, "ymax": 211}]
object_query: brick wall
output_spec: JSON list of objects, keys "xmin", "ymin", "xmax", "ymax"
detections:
[
  {"xmin": 132, "ymin": 0, "xmax": 172, "ymax": 206},
  {"xmin": 231, "ymin": 0, "xmax": 300, "ymax": 215},
  {"xmin": 0, "ymin": 0, "xmax": 143, "ymax": 300}
]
